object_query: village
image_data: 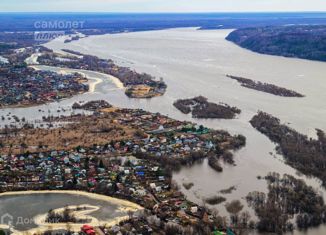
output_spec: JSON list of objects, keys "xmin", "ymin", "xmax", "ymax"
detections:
[
  {"xmin": 0, "ymin": 101, "xmax": 245, "ymax": 156},
  {"xmin": 0, "ymin": 148, "xmax": 208, "ymax": 234},
  {"xmin": 0, "ymin": 31, "xmax": 246, "ymax": 234},
  {"xmin": 0, "ymin": 31, "xmax": 245, "ymax": 235},
  {"xmin": 0, "ymin": 101, "xmax": 247, "ymax": 235},
  {"xmin": 38, "ymin": 49, "xmax": 167, "ymax": 98},
  {"xmin": 0, "ymin": 37, "xmax": 166, "ymax": 109},
  {"xmin": 0, "ymin": 48, "xmax": 89, "ymax": 108}
]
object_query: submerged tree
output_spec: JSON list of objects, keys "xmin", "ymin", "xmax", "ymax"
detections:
[{"xmin": 225, "ymin": 200, "xmax": 244, "ymax": 226}]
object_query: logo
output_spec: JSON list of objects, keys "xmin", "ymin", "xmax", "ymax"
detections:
[
  {"xmin": 34, "ymin": 31, "xmax": 65, "ymax": 42},
  {"xmin": 0, "ymin": 213, "xmax": 13, "ymax": 226}
]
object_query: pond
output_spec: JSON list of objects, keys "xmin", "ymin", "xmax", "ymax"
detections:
[{"xmin": 0, "ymin": 191, "xmax": 142, "ymax": 234}]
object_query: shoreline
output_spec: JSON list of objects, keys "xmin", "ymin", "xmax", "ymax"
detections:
[
  {"xmin": 0, "ymin": 92, "xmax": 84, "ymax": 110},
  {"xmin": 36, "ymin": 47, "xmax": 165, "ymax": 98},
  {"xmin": 0, "ymin": 190, "xmax": 142, "ymax": 210},
  {"xmin": 0, "ymin": 65, "xmax": 125, "ymax": 110},
  {"xmin": 31, "ymin": 65, "xmax": 125, "ymax": 90},
  {"xmin": 22, "ymin": 216, "xmax": 130, "ymax": 235},
  {"xmin": 30, "ymin": 204, "xmax": 129, "ymax": 235}
]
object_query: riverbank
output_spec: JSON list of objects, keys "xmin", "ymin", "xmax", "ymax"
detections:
[
  {"xmin": 32, "ymin": 66, "xmax": 104, "ymax": 93},
  {"xmin": 226, "ymin": 25, "xmax": 326, "ymax": 62},
  {"xmin": 0, "ymin": 62, "xmax": 88, "ymax": 109},
  {"xmin": 37, "ymin": 49, "xmax": 166, "ymax": 98},
  {"xmin": 0, "ymin": 190, "xmax": 142, "ymax": 211},
  {"xmin": 31, "ymin": 65, "xmax": 125, "ymax": 92},
  {"xmin": 0, "ymin": 49, "xmax": 125, "ymax": 110}
]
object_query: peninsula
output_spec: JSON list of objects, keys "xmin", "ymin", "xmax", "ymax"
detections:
[{"xmin": 38, "ymin": 49, "xmax": 167, "ymax": 98}]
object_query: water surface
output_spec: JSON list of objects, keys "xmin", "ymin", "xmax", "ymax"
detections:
[
  {"xmin": 2, "ymin": 28, "xmax": 326, "ymax": 234},
  {"xmin": 0, "ymin": 192, "xmax": 128, "ymax": 231}
]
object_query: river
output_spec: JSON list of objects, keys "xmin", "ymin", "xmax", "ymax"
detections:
[{"xmin": 1, "ymin": 28, "xmax": 326, "ymax": 234}]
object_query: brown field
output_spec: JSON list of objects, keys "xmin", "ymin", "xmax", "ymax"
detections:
[{"xmin": 0, "ymin": 111, "xmax": 138, "ymax": 154}]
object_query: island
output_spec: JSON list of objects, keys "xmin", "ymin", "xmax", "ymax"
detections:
[
  {"xmin": 226, "ymin": 75, "xmax": 304, "ymax": 97},
  {"xmin": 226, "ymin": 25, "xmax": 326, "ymax": 62},
  {"xmin": 250, "ymin": 112, "xmax": 326, "ymax": 186},
  {"xmin": 72, "ymin": 100, "xmax": 112, "ymax": 111},
  {"xmin": 173, "ymin": 96, "xmax": 241, "ymax": 119},
  {"xmin": 64, "ymin": 35, "xmax": 83, "ymax": 44}
]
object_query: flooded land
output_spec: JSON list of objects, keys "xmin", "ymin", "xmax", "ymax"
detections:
[{"xmin": 1, "ymin": 28, "xmax": 326, "ymax": 234}]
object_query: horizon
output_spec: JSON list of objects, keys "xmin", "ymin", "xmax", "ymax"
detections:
[
  {"xmin": 1, "ymin": 1, "xmax": 326, "ymax": 235},
  {"xmin": 1, "ymin": 0, "xmax": 326, "ymax": 13},
  {"xmin": 1, "ymin": 11, "xmax": 326, "ymax": 15}
]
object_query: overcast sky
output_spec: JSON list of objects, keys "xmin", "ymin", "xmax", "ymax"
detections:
[{"xmin": 1, "ymin": 0, "xmax": 326, "ymax": 12}]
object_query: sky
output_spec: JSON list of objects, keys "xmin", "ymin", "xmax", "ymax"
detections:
[{"xmin": 1, "ymin": 0, "xmax": 326, "ymax": 12}]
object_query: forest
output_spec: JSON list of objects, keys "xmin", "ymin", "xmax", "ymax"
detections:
[
  {"xmin": 226, "ymin": 75, "xmax": 304, "ymax": 97},
  {"xmin": 247, "ymin": 172, "xmax": 326, "ymax": 234},
  {"xmin": 173, "ymin": 96, "xmax": 241, "ymax": 119},
  {"xmin": 227, "ymin": 25, "xmax": 326, "ymax": 62},
  {"xmin": 250, "ymin": 112, "xmax": 326, "ymax": 186}
]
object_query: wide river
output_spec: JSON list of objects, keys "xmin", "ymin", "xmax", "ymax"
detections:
[{"xmin": 1, "ymin": 28, "xmax": 326, "ymax": 234}]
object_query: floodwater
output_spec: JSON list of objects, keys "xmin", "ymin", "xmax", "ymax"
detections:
[
  {"xmin": 2, "ymin": 28, "xmax": 326, "ymax": 234},
  {"xmin": 0, "ymin": 66, "xmax": 121, "ymax": 127}
]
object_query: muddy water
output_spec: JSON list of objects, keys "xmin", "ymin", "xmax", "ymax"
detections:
[{"xmin": 2, "ymin": 28, "xmax": 326, "ymax": 234}]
